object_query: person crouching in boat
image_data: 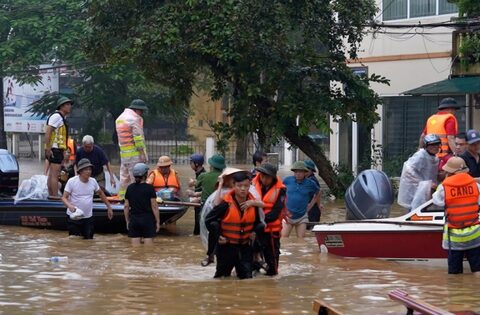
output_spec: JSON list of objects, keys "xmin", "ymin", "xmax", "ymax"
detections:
[
  {"xmin": 205, "ymin": 171, "xmax": 265, "ymax": 279},
  {"xmin": 252, "ymin": 163, "xmax": 286, "ymax": 276},
  {"xmin": 398, "ymin": 134, "xmax": 441, "ymax": 211},
  {"xmin": 61, "ymin": 158, "xmax": 113, "ymax": 239},
  {"xmin": 432, "ymin": 157, "xmax": 480, "ymax": 274},
  {"xmin": 146, "ymin": 155, "xmax": 182, "ymax": 200},
  {"xmin": 124, "ymin": 163, "xmax": 160, "ymax": 246}
]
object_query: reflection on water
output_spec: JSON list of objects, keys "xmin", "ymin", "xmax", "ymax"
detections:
[{"xmin": 0, "ymin": 160, "xmax": 478, "ymax": 314}]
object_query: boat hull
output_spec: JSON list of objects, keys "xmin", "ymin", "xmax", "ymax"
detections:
[
  {"xmin": 313, "ymin": 222, "xmax": 447, "ymax": 259},
  {"xmin": 0, "ymin": 199, "xmax": 188, "ymax": 233}
]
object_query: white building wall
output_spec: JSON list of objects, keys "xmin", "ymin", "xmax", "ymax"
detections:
[{"xmin": 333, "ymin": 0, "xmax": 458, "ymax": 173}]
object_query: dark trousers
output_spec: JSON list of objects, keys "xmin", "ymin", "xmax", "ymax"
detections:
[
  {"xmin": 67, "ymin": 216, "xmax": 94, "ymax": 239},
  {"xmin": 261, "ymin": 232, "xmax": 281, "ymax": 276},
  {"xmin": 448, "ymin": 246, "xmax": 480, "ymax": 274},
  {"xmin": 206, "ymin": 221, "xmax": 220, "ymax": 256},
  {"xmin": 193, "ymin": 206, "xmax": 201, "ymax": 235},
  {"xmin": 307, "ymin": 205, "xmax": 321, "ymax": 230},
  {"xmin": 214, "ymin": 243, "xmax": 253, "ymax": 279}
]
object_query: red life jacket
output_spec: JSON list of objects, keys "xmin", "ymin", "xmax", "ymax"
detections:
[
  {"xmin": 221, "ymin": 190, "xmax": 257, "ymax": 244},
  {"xmin": 253, "ymin": 173, "xmax": 285, "ymax": 233},
  {"xmin": 443, "ymin": 173, "xmax": 480, "ymax": 229},
  {"xmin": 150, "ymin": 169, "xmax": 180, "ymax": 192}
]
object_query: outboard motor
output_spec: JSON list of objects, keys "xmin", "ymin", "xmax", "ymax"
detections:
[
  {"xmin": 0, "ymin": 149, "xmax": 19, "ymax": 196},
  {"xmin": 345, "ymin": 169, "xmax": 393, "ymax": 220}
]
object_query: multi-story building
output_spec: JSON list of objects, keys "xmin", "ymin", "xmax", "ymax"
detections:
[{"xmin": 329, "ymin": 0, "xmax": 477, "ymax": 175}]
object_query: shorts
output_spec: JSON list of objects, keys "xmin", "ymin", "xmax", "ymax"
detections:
[
  {"xmin": 128, "ymin": 214, "xmax": 156, "ymax": 238},
  {"xmin": 284, "ymin": 213, "xmax": 308, "ymax": 226},
  {"xmin": 49, "ymin": 148, "xmax": 64, "ymax": 164},
  {"xmin": 67, "ymin": 216, "xmax": 94, "ymax": 239}
]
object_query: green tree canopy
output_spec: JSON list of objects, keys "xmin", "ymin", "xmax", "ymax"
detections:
[{"xmin": 88, "ymin": 0, "xmax": 387, "ymax": 193}]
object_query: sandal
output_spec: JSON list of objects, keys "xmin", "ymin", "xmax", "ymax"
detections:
[{"xmin": 201, "ymin": 256, "xmax": 214, "ymax": 267}]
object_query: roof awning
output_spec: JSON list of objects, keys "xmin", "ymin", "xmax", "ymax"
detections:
[{"xmin": 403, "ymin": 76, "xmax": 480, "ymax": 95}]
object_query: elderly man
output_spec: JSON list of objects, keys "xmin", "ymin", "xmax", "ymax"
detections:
[
  {"xmin": 146, "ymin": 155, "xmax": 181, "ymax": 199},
  {"xmin": 62, "ymin": 158, "xmax": 113, "ymax": 239},
  {"xmin": 115, "ymin": 99, "xmax": 148, "ymax": 200},
  {"xmin": 75, "ymin": 135, "xmax": 115, "ymax": 189}
]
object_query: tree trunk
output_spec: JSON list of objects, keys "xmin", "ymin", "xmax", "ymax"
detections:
[
  {"xmin": 283, "ymin": 125, "xmax": 343, "ymax": 193},
  {"xmin": 0, "ymin": 77, "xmax": 7, "ymax": 149}
]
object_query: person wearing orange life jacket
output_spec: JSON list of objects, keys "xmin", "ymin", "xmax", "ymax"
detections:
[
  {"xmin": 205, "ymin": 171, "xmax": 265, "ymax": 279},
  {"xmin": 432, "ymin": 157, "xmax": 480, "ymax": 274},
  {"xmin": 252, "ymin": 163, "xmax": 286, "ymax": 276},
  {"xmin": 146, "ymin": 155, "xmax": 181, "ymax": 200},
  {"xmin": 115, "ymin": 99, "xmax": 148, "ymax": 200},
  {"xmin": 420, "ymin": 97, "xmax": 461, "ymax": 168}
]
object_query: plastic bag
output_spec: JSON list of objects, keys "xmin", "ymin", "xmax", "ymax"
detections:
[
  {"xmin": 410, "ymin": 180, "xmax": 432, "ymax": 211},
  {"xmin": 104, "ymin": 170, "xmax": 120, "ymax": 195},
  {"xmin": 14, "ymin": 175, "xmax": 48, "ymax": 204}
]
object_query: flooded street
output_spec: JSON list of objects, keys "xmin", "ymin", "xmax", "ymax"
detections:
[{"xmin": 0, "ymin": 160, "xmax": 479, "ymax": 314}]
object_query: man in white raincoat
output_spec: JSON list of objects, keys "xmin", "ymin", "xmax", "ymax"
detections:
[{"xmin": 115, "ymin": 99, "xmax": 148, "ymax": 200}]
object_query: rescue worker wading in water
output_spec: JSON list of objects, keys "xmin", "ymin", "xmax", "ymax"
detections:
[
  {"xmin": 205, "ymin": 171, "xmax": 265, "ymax": 279},
  {"xmin": 432, "ymin": 157, "xmax": 480, "ymax": 274},
  {"xmin": 252, "ymin": 163, "xmax": 286, "ymax": 276}
]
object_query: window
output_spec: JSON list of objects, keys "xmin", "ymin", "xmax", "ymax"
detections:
[
  {"xmin": 439, "ymin": 0, "xmax": 457, "ymax": 14},
  {"xmin": 382, "ymin": 0, "xmax": 457, "ymax": 21},
  {"xmin": 410, "ymin": 0, "xmax": 436, "ymax": 18}
]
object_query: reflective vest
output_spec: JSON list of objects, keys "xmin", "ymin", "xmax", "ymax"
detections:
[
  {"xmin": 115, "ymin": 108, "xmax": 146, "ymax": 161},
  {"xmin": 443, "ymin": 173, "xmax": 480, "ymax": 229},
  {"xmin": 67, "ymin": 138, "xmax": 76, "ymax": 161},
  {"xmin": 150, "ymin": 169, "xmax": 180, "ymax": 192},
  {"xmin": 46, "ymin": 111, "xmax": 68, "ymax": 150},
  {"xmin": 253, "ymin": 173, "xmax": 285, "ymax": 233},
  {"xmin": 425, "ymin": 113, "xmax": 457, "ymax": 158},
  {"xmin": 221, "ymin": 190, "xmax": 257, "ymax": 244}
]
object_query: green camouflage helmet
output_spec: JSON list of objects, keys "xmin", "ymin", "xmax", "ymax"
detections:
[
  {"xmin": 56, "ymin": 96, "xmax": 73, "ymax": 109},
  {"xmin": 128, "ymin": 99, "xmax": 148, "ymax": 111}
]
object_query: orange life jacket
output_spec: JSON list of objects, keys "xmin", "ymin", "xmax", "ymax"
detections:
[
  {"xmin": 443, "ymin": 173, "xmax": 480, "ymax": 229},
  {"xmin": 253, "ymin": 173, "xmax": 285, "ymax": 233},
  {"xmin": 221, "ymin": 190, "xmax": 257, "ymax": 244},
  {"xmin": 150, "ymin": 169, "xmax": 180, "ymax": 192},
  {"xmin": 67, "ymin": 138, "xmax": 76, "ymax": 161},
  {"xmin": 425, "ymin": 113, "xmax": 457, "ymax": 158}
]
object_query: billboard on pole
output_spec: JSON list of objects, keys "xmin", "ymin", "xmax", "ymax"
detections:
[{"xmin": 3, "ymin": 65, "xmax": 59, "ymax": 133}]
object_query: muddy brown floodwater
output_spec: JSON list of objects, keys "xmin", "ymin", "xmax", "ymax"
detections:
[{"xmin": 0, "ymin": 160, "xmax": 478, "ymax": 314}]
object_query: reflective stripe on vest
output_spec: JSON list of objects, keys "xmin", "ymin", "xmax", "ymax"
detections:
[
  {"xmin": 221, "ymin": 191, "xmax": 256, "ymax": 244},
  {"xmin": 443, "ymin": 173, "xmax": 480, "ymax": 229},
  {"xmin": 425, "ymin": 113, "xmax": 457, "ymax": 158},
  {"xmin": 150, "ymin": 169, "xmax": 180, "ymax": 191},
  {"xmin": 253, "ymin": 174, "xmax": 284, "ymax": 233},
  {"xmin": 115, "ymin": 109, "xmax": 146, "ymax": 159}
]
